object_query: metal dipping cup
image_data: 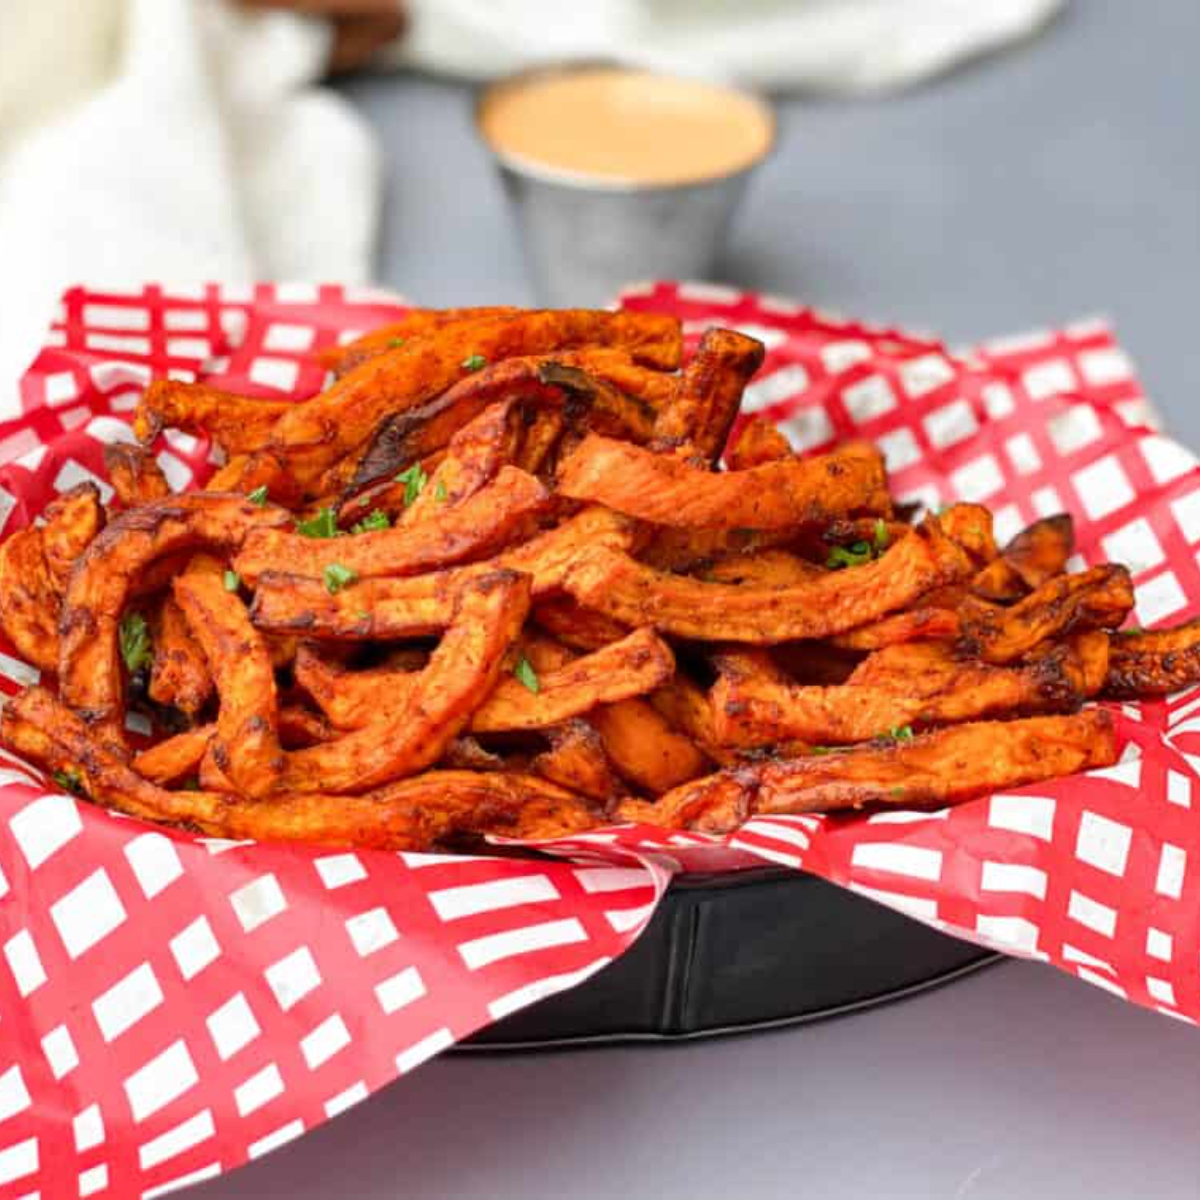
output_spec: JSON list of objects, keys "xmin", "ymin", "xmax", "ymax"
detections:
[{"xmin": 475, "ymin": 67, "xmax": 776, "ymax": 307}]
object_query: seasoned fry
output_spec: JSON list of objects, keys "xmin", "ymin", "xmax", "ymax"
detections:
[
  {"xmin": 41, "ymin": 483, "xmax": 105, "ymax": 592},
  {"xmin": 620, "ymin": 711, "xmax": 1117, "ymax": 832},
  {"xmin": 135, "ymin": 380, "xmax": 293, "ymax": 455},
  {"xmin": 531, "ymin": 720, "xmax": 626, "ymax": 803},
  {"xmin": 558, "ymin": 435, "xmax": 890, "ymax": 530},
  {"xmin": 133, "ymin": 724, "xmax": 212, "ymax": 784},
  {"xmin": 470, "ymin": 627, "xmax": 675, "ymax": 733},
  {"xmin": 277, "ymin": 570, "xmax": 530, "ymax": 792},
  {"xmin": 961, "ymin": 564, "xmax": 1133, "ymax": 663},
  {"xmin": 104, "ymin": 444, "xmax": 172, "ymax": 506},
  {"xmin": 0, "ymin": 526, "xmax": 61, "ymax": 671},
  {"xmin": 532, "ymin": 597, "xmax": 630, "ymax": 650},
  {"xmin": 1106, "ymin": 619, "xmax": 1200, "ymax": 697},
  {"xmin": 58, "ymin": 494, "xmax": 290, "ymax": 748},
  {"xmin": 973, "ymin": 514, "xmax": 1074, "ymax": 601},
  {"xmin": 713, "ymin": 639, "xmax": 1095, "ymax": 747},
  {"xmin": 236, "ymin": 466, "xmax": 548, "ymax": 584},
  {"xmin": 174, "ymin": 563, "xmax": 283, "ymax": 798},
  {"xmin": 828, "ymin": 607, "xmax": 961, "ymax": 651},
  {"xmin": 345, "ymin": 352, "xmax": 661, "ymax": 500},
  {"xmin": 725, "ymin": 414, "xmax": 792, "ymax": 469},
  {"xmin": 148, "ymin": 597, "xmax": 214, "ymax": 716},
  {"xmin": 652, "ymin": 328, "xmax": 765, "ymax": 460},
  {"xmin": 703, "ymin": 548, "xmax": 824, "ymax": 589},
  {"xmin": 564, "ymin": 511, "xmax": 976, "ymax": 643},
  {"xmin": 590, "ymin": 697, "xmax": 711, "ymax": 794},
  {"xmin": 264, "ymin": 310, "xmax": 682, "ymax": 486}
]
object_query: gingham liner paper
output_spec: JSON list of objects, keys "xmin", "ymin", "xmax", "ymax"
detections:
[{"xmin": 1, "ymin": 281, "xmax": 1198, "ymax": 1198}]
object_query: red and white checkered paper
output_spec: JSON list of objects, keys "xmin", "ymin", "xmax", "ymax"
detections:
[{"xmin": 1, "ymin": 280, "xmax": 1198, "ymax": 1197}]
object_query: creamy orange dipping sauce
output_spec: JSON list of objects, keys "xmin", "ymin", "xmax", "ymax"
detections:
[{"xmin": 478, "ymin": 67, "xmax": 774, "ymax": 187}]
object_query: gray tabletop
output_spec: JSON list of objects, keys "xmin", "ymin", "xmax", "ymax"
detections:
[{"xmin": 199, "ymin": 3, "xmax": 1200, "ymax": 1197}]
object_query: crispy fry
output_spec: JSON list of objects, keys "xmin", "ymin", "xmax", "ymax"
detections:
[
  {"xmin": 58, "ymin": 494, "xmax": 289, "ymax": 748},
  {"xmin": 1106, "ymin": 619, "xmax": 1200, "ymax": 697},
  {"xmin": 174, "ymin": 564, "xmax": 283, "ymax": 798},
  {"xmin": 532, "ymin": 597, "xmax": 630, "ymax": 650},
  {"xmin": 277, "ymin": 570, "xmax": 530, "ymax": 792},
  {"xmin": 590, "ymin": 697, "xmax": 711, "ymax": 794},
  {"xmin": 961, "ymin": 564, "xmax": 1133, "ymax": 663},
  {"xmin": 620, "ymin": 710, "xmax": 1117, "ymax": 832},
  {"xmin": 133, "ymin": 724, "xmax": 212, "ymax": 784},
  {"xmin": 293, "ymin": 644, "xmax": 419, "ymax": 730},
  {"xmin": 345, "ymin": 352, "xmax": 661, "ymax": 500},
  {"xmin": 713, "ymin": 640, "xmax": 1095, "ymax": 747},
  {"xmin": 470, "ymin": 627, "xmax": 675, "ymax": 733},
  {"xmin": 237, "ymin": 466, "xmax": 547, "ymax": 583},
  {"xmin": 278, "ymin": 705, "xmax": 337, "ymax": 747},
  {"xmin": 104, "ymin": 444, "xmax": 172, "ymax": 506},
  {"xmin": 531, "ymin": 720, "xmax": 625, "ymax": 804},
  {"xmin": 973, "ymin": 514, "xmax": 1075, "ymax": 601},
  {"xmin": 148, "ymin": 597, "xmax": 215, "ymax": 717},
  {"xmin": 515, "ymin": 408, "xmax": 567, "ymax": 476},
  {"xmin": 41, "ymin": 483, "xmax": 105, "ymax": 592},
  {"xmin": 2, "ymin": 685, "xmax": 597, "ymax": 850},
  {"xmin": 647, "ymin": 676, "xmax": 741, "ymax": 766},
  {"xmin": 135, "ymin": 380, "xmax": 293, "ymax": 455},
  {"xmin": 652, "ymin": 328, "xmax": 765, "ymax": 460},
  {"xmin": 703, "ymin": 548, "xmax": 824, "ymax": 589},
  {"xmin": 564, "ymin": 511, "xmax": 976, "ymax": 643},
  {"xmin": 263, "ymin": 310, "xmax": 682, "ymax": 486},
  {"xmin": 559, "ymin": 435, "xmax": 890, "ymax": 530},
  {"xmin": 725, "ymin": 414, "xmax": 792, "ymax": 469},
  {"xmin": 0, "ymin": 525, "xmax": 61, "ymax": 671},
  {"xmin": 828, "ymin": 606, "xmax": 961, "ymax": 651}
]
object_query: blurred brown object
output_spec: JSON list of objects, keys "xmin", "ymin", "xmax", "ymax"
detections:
[{"xmin": 241, "ymin": 0, "xmax": 407, "ymax": 73}]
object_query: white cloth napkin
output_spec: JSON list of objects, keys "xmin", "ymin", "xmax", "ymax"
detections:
[
  {"xmin": 0, "ymin": 0, "xmax": 379, "ymax": 396},
  {"xmin": 392, "ymin": 0, "xmax": 1064, "ymax": 93}
]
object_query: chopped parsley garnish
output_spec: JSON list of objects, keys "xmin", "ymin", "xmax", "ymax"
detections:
[
  {"xmin": 890, "ymin": 786, "xmax": 906, "ymax": 798},
  {"xmin": 461, "ymin": 353, "xmax": 487, "ymax": 372},
  {"xmin": 246, "ymin": 485, "xmax": 269, "ymax": 506},
  {"xmin": 356, "ymin": 610, "xmax": 370, "ymax": 622},
  {"xmin": 181, "ymin": 777, "xmax": 201, "ymax": 791},
  {"xmin": 885, "ymin": 725, "xmax": 915, "ymax": 742},
  {"xmin": 295, "ymin": 507, "xmax": 341, "ymax": 539},
  {"xmin": 395, "ymin": 463, "xmax": 428, "ymax": 507},
  {"xmin": 873, "ymin": 518, "xmax": 890, "ymax": 552},
  {"xmin": 323, "ymin": 563, "xmax": 357, "ymax": 595},
  {"xmin": 387, "ymin": 337, "xmax": 406, "ymax": 349},
  {"xmin": 513, "ymin": 655, "xmax": 540, "ymax": 693},
  {"xmin": 52, "ymin": 768, "xmax": 82, "ymax": 795},
  {"xmin": 223, "ymin": 569, "xmax": 241, "ymax": 592},
  {"xmin": 434, "ymin": 479, "xmax": 448, "ymax": 503},
  {"xmin": 808, "ymin": 745, "xmax": 837, "ymax": 756},
  {"xmin": 119, "ymin": 612, "xmax": 152, "ymax": 675},
  {"xmin": 350, "ymin": 509, "xmax": 390, "ymax": 534},
  {"xmin": 826, "ymin": 540, "xmax": 873, "ymax": 570}
]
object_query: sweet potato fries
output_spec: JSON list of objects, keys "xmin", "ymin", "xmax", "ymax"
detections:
[{"xmin": 0, "ymin": 304, "xmax": 1193, "ymax": 853}]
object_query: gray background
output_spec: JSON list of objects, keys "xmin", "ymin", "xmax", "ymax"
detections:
[{"xmin": 200, "ymin": 2, "xmax": 1200, "ymax": 1197}]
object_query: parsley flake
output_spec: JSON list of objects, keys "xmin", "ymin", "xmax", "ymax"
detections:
[
  {"xmin": 885, "ymin": 725, "xmax": 915, "ymax": 742},
  {"xmin": 434, "ymin": 479, "xmax": 448, "ymax": 503},
  {"xmin": 826, "ymin": 540, "xmax": 872, "ymax": 570},
  {"xmin": 295, "ymin": 507, "xmax": 341, "ymax": 538},
  {"xmin": 247, "ymin": 485, "xmax": 269, "ymax": 506},
  {"xmin": 323, "ymin": 563, "xmax": 357, "ymax": 594},
  {"xmin": 119, "ymin": 612, "xmax": 152, "ymax": 675},
  {"xmin": 52, "ymin": 768, "xmax": 83, "ymax": 795},
  {"xmin": 223, "ymin": 569, "xmax": 241, "ymax": 592},
  {"xmin": 350, "ymin": 509, "xmax": 390, "ymax": 535},
  {"xmin": 873, "ymin": 518, "xmax": 890, "ymax": 552},
  {"xmin": 395, "ymin": 463, "xmax": 428, "ymax": 507},
  {"xmin": 461, "ymin": 353, "xmax": 487, "ymax": 372},
  {"xmin": 387, "ymin": 337, "xmax": 406, "ymax": 349},
  {"xmin": 513, "ymin": 655, "xmax": 540, "ymax": 693},
  {"xmin": 889, "ymin": 786, "xmax": 906, "ymax": 799}
]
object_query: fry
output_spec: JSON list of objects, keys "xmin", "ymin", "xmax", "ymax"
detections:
[
  {"xmin": 532, "ymin": 597, "xmax": 630, "ymax": 650},
  {"xmin": 712, "ymin": 640, "xmax": 1095, "ymax": 747},
  {"xmin": 0, "ymin": 526, "xmax": 61, "ymax": 671},
  {"xmin": 564, "ymin": 511, "xmax": 976, "ymax": 643},
  {"xmin": 1106, "ymin": 619, "xmax": 1200, "ymax": 697},
  {"xmin": 236, "ymin": 466, "xmax": 547, "ymax": 583},
  {"xmin": 148, "ymin": 597, "xmax": 214, "ymax": 716},
  {"xmin": 703, "ymin": 548, "xmax": 824, "ymax": 589},
  {"xmin": 621, "ymin": 710, "xmax": 1117, "ymax": 832},
  {"xmin": 470, "ymin": 627, "xmax": 675, "ymax": 733},
  {"xmin": 531, "ymin": 720, "xmax": 625, "ymax": 804},
  {"xmin": 133, "ymin": 724, "xmax": 212, "ymax": 784},
  {"xmin": 174, "ymin": 563, "xmax": 283, "ymax": 798},
  {"xmin": 652, "ymin": 328, "xmax": 765, "ymax": 460},
  {"xmin": 828, "ymin": 607, "xmax": 961, "ymax": 651},
  {"xmin": 277, "ymin": 570, "xmax": 530, "ymax": 792},
  {"xmin": 104, "ymin": 444, "xmax": 172, "ymax": 506},
  {"xmin": 264, "ymin": 310, "xmax": 682, "ymax": 485},
  {"xmin": 590, "ymin": 697, "xmax": 711, "ymax": 794},
  {"xmin": 973, "ymin": 514, "xmax": 1074, "ymax": 601},
  {"xmin": 725, "ymin": 414, "xmax": 792, "ymax": 469},
  {"xmin": 961, "ymin": 564, "xmax": 1133, "ymax": 663},
  {"xmin": 58, "ymin": 494, "xmax": 289, "ymax": 748},
  {"xmin": 558, "ymin": 435, "xmax": 890, "ymax": 530},
  {"xmin": 41, "ymin": 482, "xmax": 105, "ymax": 592},
  {"xmin": 135, "ymin": 380, "xmax": 293, "ymax": 455}
]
